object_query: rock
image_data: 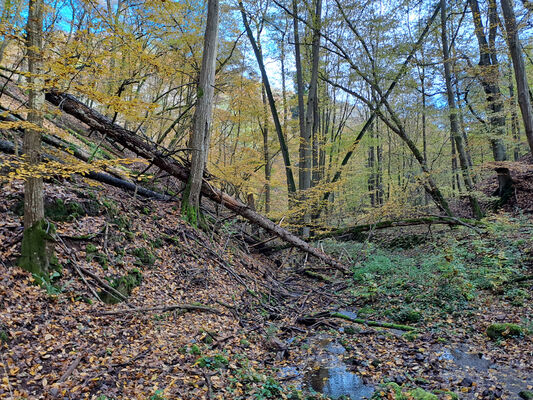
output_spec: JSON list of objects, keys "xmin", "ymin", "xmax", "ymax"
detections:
[
  {"xmin": 393, "ymin": 374, "xmax": 407, "ymax": 384},
  {"xmin": 460, "ymin": 377, "xmax": 473, "ymax": 387},
  {"xmin": 415, "ymin": 353, "xmax": 425, "ymax": 361}
]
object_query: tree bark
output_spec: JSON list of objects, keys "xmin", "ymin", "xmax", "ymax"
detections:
[
  {"xmin": 19, "ymin": 0, "xmax": 54, "ymax": 278},
  {"xmin": 182, "ymin": 0, "xmax": 220, "ymax": 224},
  {"xmin": 500, "ymin": 0, "xmax": 533, "ymax": 155}
]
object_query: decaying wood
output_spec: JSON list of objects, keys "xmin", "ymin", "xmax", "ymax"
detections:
[
  {"xmin": 45, "ymin": 91, "xmax": 348, "ymax": 272},
  {"xmin": 297, "ymin": 311, "xmax": 416, "ymax": 331},
  {"xmin": 311, "ymin": 215, "xmax": 483, "ymax": 241}
]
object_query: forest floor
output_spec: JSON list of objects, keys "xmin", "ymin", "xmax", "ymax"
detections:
[{"xmin": 0, "ymin": 177, "xmax": 532, "ymax": 400}]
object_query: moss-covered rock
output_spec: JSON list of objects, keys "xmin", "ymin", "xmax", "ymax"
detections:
[
  {"xmin": 394, "ymin": 307, "xmax": 423, "ymax": 323},
  {"xmin": 99, "ymin": 268, "xmax": 142, "ymax": 304},
  {"xmin": 486, "ymin": 323, "xmax": 523, "ymax": 340}
]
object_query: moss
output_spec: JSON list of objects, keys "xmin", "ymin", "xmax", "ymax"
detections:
[
  {"xmin": 372, "ymin": 384, "xmax": 438, "ymax": 400},
  {"xmin": 394, "ymin": 308, "xmax": 423, "ymax": 323},
  {"xmin": 486, "ymin": 323, "xmax": 523, "ymax": 340},
  {"xmin": 45, "ymin": 198, "xmax": 85, "ymax": 222},
  {"xmin": 18, "ymin": 219, "xmax": 57, "ymax": 281},
  {"xmin": 86, "ymin": 244, "xmax": 108, "ymax": 268},
  {"xmin": 519, "ymin": 391, "xmax": 533, "ymax": 400},
  {"xmin": 0, "ymin": 329, "xmax": 10, "ymax": 344},
  {"xmin": 99, "ymin": 268, "xmax": 142, "ymax": 304},
  {"xmin": 132, "ymin": 247, "xmax": 156, "ymax": 266},
  {"xmin": 181, "ymin": 200, "xmax": 199, "ymax": 227},
  {"xmin": 408, "ymin": 388, "xmax": 438, "ymax": 400}
]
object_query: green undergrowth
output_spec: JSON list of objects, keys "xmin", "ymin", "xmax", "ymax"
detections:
[
  {"xmin": 99, "ymin": 268, "xmax": 142, "ymax": 304},
  {"xmin": 319, "ymin": 214, "xmax": 532, "ymax": 320},
  {"xmin": 371, "ymin": 383, "xmax": 457, "ymax": 400}
]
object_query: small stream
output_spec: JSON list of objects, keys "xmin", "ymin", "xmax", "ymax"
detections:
[
  {"xmin": 279, "ymin": 308, "xmax": 532, "ymax": 400},
  {"xmin": 302, "ymin": 334, "xmax": 374, "ymax": 399}
]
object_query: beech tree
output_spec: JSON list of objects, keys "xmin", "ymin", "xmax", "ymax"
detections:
[
  {"xmin": 500, "ymin": 0, "xmax": 533, "ymax": 155},
  {"xmin": 18, "ymin": 0, "xmax": 55, "ymax": 278},
  {"xmin": 182, "ymin": 0, "xmax": 220, "ymax": 224}
]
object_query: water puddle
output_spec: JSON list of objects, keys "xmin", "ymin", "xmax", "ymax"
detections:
[
  {"xmin": 304, "ymin": 334, "xmax": 374, "ymax": 399},
  {"xmin": 309, "ymin": 365, "xmax": 374, "ymax": 399}
]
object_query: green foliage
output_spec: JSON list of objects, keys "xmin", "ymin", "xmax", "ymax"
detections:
[
  {"xmin": 99, "ymin": 268, "xmax": 142, "ymax": 304},
  {"xmin": 0, "ymin": 329, "xmax": 11, "ymax": 344},
  {"xmin": 322, "ymin": 221, "xmax": 530, "ymax": 318},
  {"xmin": 504, "ymin": 288, "xmax": 530, "ymax": 307},
  {"xmin": 44, "ymin": 198, "xmax": 84, "ymax": 222},
  {"xmin": 255, "ymin": 377, "xmax": 283, "ymax": 399},
  {"xmin": 196, "ymin": 354, "xmax": 229, "ymax": 370},
  {"xmin": 519, "ymin": 391, "xmax": 533, "ymax": 400},
  {"xmin": 189, "ymin": 344, "xmax": 202, "ymax": 355},
  {"xmin": 371, "ymin": 383, "xmax": 438, "ymax": 400},
  {"xmin": 149, "ymin": 390, "xmax": 166, "ymax": 400},
  {"xmin": 150, "ymin": 237, "xmax": 164, "ymax": 248},
  {"xmin": 131, "ymin": 247, "xmax": 156, "ymax": 266},
  {"xmin": 393, "ymin": 307, "xmax": 422, "ymax": 324},
  {"xmin": 486, "ymin": 323, "xmax": 524, "ymax": 340}
]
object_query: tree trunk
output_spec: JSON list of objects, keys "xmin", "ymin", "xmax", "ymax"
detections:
[
  {"xmin": 500, "ymin": 0, "xmax": 533, "ymax": 155},
  {"xmin": 261, "ymin": 85, "xmax": 271, "ymax": 214},
  {"xmin": 299, "ymin": 0, "xmax": 322, "ymax": 238},
  {"xmin": 182, "ymin": 0, "xmax": 220, "ymax": 224},
  {"xmin": 239, "ymin": 0, "xmax": 297, "ymax": 198},
  {"xmin": 441, "ymin": 0, "xmax": 483, "ymax": 218},
  {"xmin": 468, "ymin": 0, "xmax": 513, "ymax": 200},
  {"xmin": 18, "ymin": 0, "xmax": 55, "ymax": 278}
]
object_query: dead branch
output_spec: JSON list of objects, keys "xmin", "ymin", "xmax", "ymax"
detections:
[{"xmin": 45, "ymin": 91, "xmax": 348, "ymax": 273}]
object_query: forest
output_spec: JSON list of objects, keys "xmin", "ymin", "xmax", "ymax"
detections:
[{"xmin": 0, "ymin": 0, "xmax": 532, "ymax": 398}]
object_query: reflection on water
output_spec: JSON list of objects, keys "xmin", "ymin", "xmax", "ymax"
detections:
[{"xmin": 309, "ymin": 365, "xmax": 374, "ymax": 400}]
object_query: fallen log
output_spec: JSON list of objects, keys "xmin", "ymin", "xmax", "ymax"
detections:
[
  {"xmin": 45, "ymin": 91, "xmax": 347, "ymax": 272},
  {"xmin": 297, "ymin": 311, "xmax": 416, "ymax": 331},
  {"xmin": 0, "ymin": 137, "xmax": 171, "ymax": 200},
  {"xmin": 311, "ymin": 216, "xmax": 483, "ymax": 241},
  {"xmin": 262, "ymin": 215, "xmax": 483, "ymax": 254}
]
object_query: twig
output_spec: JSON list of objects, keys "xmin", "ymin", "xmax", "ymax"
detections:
[
  {"xmin": 59, "ymin": 352, "xmax": 84, "ymax": 382},
  {"xmin": 202, "ymin": 370, "xmax": 214, "ymax": 400},
  {"xmin": 77, "ymin": 265, "xmax": 128, "ymax": 303},
  {"xmin": 71, "ymin": 261, "xmax": 100, "ymax": 303}
]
